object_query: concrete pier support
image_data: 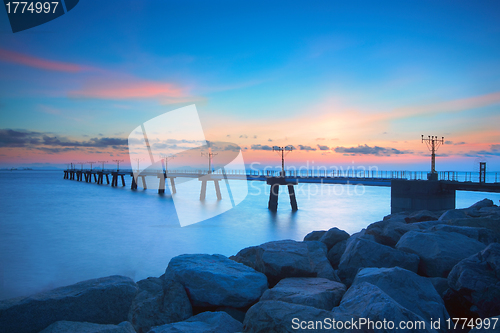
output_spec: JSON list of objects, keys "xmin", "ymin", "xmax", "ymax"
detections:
[
  {"xmin": 267, "ymin": 177, "xmax": 299, "ymax": 211},
  {"xmin": 131, "ymin": 176, "xmax": 138, "ymax": 190},
  {"xmin": 199, "ymin": 175, "xmax": 222, "ymax": 200},
  {"xmin": 391, "ymin": 179, "xmax": 455, "ymax": 213},
  {"xmin": 170, "ymin": 177, "xmax": 177, "ymax": 194}
]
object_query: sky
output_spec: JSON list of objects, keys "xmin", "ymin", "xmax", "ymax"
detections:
[{"xmin": 0, "ymin": 0, "xmax": 499, "ymax": 171}]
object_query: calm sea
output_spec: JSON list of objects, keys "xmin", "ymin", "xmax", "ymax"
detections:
[{"xmin": 1, "ymin": 170, "xmax": 499, "ymax": 300}]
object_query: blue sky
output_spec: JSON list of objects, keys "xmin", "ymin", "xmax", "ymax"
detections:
[{"xmin": 0, "ymin": 0, "xmax": 499, "ymax": 170}]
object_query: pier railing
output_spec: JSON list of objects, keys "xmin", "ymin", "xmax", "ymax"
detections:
[{"xmin": 65, "ymin": 168, "xmax": 500, "ymax": 184}]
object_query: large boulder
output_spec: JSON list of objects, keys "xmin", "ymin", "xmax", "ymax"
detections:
[
  {"xmin": 0, "ymin": 275, "xmax": 138, "ymax": 333},
  {"xmin": 148, "ymin": 311, "xmax": 242, "ymax": 333},
  {"xmin": 365, "ymin": 220, "xmax": 419, "ymax": 247},
  {"xmin": 333, "ymin": 282, "xmax": 435, "ymax": 333},
  {"xmin": 428, "ymin": 224, "xmax": 498, "ymax": 245},
  {"xmin": 352, "ymin": 267, "xmax": 449, "ymax": 326},
  {"xmin": 468, "ymin": 198, "xmax": 495, "ymax": 210},
  {"xmin": 326, "ymin": 239, "xmax": 347, "ymax": 269},
  {"xmin": 128, "ymin": 278, "xmax": 192, "ymax": 333},
  {"xmin": 396, "ymin": 230, "xmax": 486, "ymax": 277},
  {"xmin": 428, "ymin": 277, "xmax": 449, "ymax": 298},
  {"xmin": 163, "ymin": 254, "xmax": 267, "ymax": 308},
  {"xmin": 303, "ymin": 230, "xmax": 326, "ymax": 242},
  {"xmin": 319, "ymin": 227, "xmax": 350, "ymax": 250},
  {"xmin": 39, "ymin": 321, "xmax": 136, "ymax": 333},
  {"xmin": 243, "ymin": 300, "xmax": 353, "ymax": 333},
  {"xmin": 337, "ymin": 238, "xmax": 420, "ymax": 286},
  {"xmin": 230, "ymin": 240, "xmax": 339, "ymax": 286},
  {"xmin": 448, "ymin": 243, "xmax": 500, "ymax": 318},
  {"xmin": 260, "ymin": 277, "xmax": 346, "ymax": 310}
]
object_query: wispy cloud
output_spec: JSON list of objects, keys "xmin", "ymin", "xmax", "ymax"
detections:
[
  {"xmin": 317, "ymin": 144, "xmax": 329, "ymax": 151},
  {"xmin": 251, "ymin": 144, "xmax": 273, "ymax": 151},
  {"xmin": 0, "ymin": 48, "xmax": 88, "ymax": 73}
]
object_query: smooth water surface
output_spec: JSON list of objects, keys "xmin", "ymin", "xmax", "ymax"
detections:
[{"xmin": 1, "ymin": 171, "xmax": 499, "ymax": 300}]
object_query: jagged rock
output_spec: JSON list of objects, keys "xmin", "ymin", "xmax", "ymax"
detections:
[
  {"xmin": 478, "ymin": 206, "xmax": 500, "ymax": 217},
  {"xmin": 439, "ymin": 209, "xmax": 470, "ymax": 221},
  {"xmin": 333, "ymin": 282, "xmax": 435, "ymax": 333},
  {"xmin": 303, "ymin": 230, "xmax": 326, "ymax": 242},
  {"xmin": 260, "ymin": 277, "xmax": 346, "ymax": 310},
  {"xmin": 404, "ymin": 210, "xmax": 440, "ymax": 223},
  {"xmin": 243, "ymin": 300, "xmax": 352, "ymax": 333},
  {"xmin": 352, "ymin": 267, "xmax": 449, "ymax": 326},
  {"xmin": 413, "ymin": 221, "xmax": 444, "ymax": 230},
  {"xmin": 469, "ymin": 316, "xmax": 500, "ymax": 332},
  {"xmin": 428, "ymin": 224, "xmax": 498, "ymax": 245},
  {"xmin": 428, "ymin": 277, "xmax": 449, "ymax": 297},
  {"xmin": 163, "ymin": 254, "xmax": 267, "ymax": 308},
  {"xmin": 39, "ymin": 321, "xmax": 136, "ymax": 333},
  {"xmin": 337, "ymin": 238, "xmax": 419, "ymax": 286},
  {"xmin": 469, "ymin": 198, "xmax": 495, "ymax": 210},
  {"xmin": 365, "ymin": 220, "xmax": 419, "ymax": 247},
  {"xmin": 0, "ymin": 275, "xmax": 138, "ymax": 333},
  {"xmin": 230, "ymin": 240, "xmax": 339, "ymax": 286},
  {"xmin": 319, "ymin": 227, "xmax": 350, "ymax": 250},
  {"xmin": 396, "ymin": 230, "xmax": 485, "ymax": 277},
  {"xmin": 148, "ymin": 311, "xmax": 242, "ymax": 333},
  {"xmin": 327, "ymin": 239, "xmax": 347, "ymax": 269},
  {"xmin": 128, "ymin": 278, "xmax": 192, "ymax": 333},
  {"xmin": 448, "ymin": 243, "xmax": 500, "ymax": 318},
  {"xmin": 447, "ymin": 216, "xmax": 500, "ymax": 234}
]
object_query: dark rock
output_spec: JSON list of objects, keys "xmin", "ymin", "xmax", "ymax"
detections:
[
  {"xmin": 327, "ymin": 239, "xmax": 347, "ymax": 269},
  {"xmin": 468, "ymin": 198, "xmax": 495, "ymax": 210},
  {"xmin": 404, "ymin": 210, "xmax": 440, "ymax": 223},
  {"xmin": 39, "ymin": 321, "xmax": 136, "ymax": 333},
  {"xmin": 365, "ymin": 220, "xmax": 419, "ymax": 247},
  {"xmin": 469, "ymin": 316, "xmax": 500, "ymax": 332},
  {"xmin": 428, "ymin": 224, "xmax": 498, "ymax": 245},
  {"xmin": 0, "ymin": 275, "xmax": 138, "ymax": 333},
  {"xmin": 478, "ymin": 206, "xmax": 500, "ymax": 217},
  {"xmin": 148, "ymin": 311, "xmax": 242, "ymax": 333},
  {"xmin": 442, "ymin": 288, "xmax": 477, "ymax": 319},
  {"xmin": 413, "ymin": 221, "xmax": 444, "ymax": 230},
  {"xmin": 428, "ymin": 277, "xmax": 449, "ymax": 297},
  {"xmin": 303, "ymin": 230, "xmax": 326, "ymax": 242},
  {"xmin": 230, "ymin": 240, "xmax": 339, "ymax": 287},
  {"xmin": 333, "ymin": 282, "xmax": 433, "ymax": 333},
  {"xmin": 260, "ymin": 277, "xmax": 346, "ymax": 310},
  {"xmin": 396, "ymin": 230, "xmax": 486, "ymax": 277},
  {"xmin": 448, "ymin": 243, "xmax": 500, "ymax": 318},
  {"xmin": 439, "ymin": 209, "xmax": 470, "ymax": 221},
  {"xmin": 243, "ymin": 300, "xmax": 353, "ymax": 333},
  {"xmin": 163, "ymin": 254, "xmax": 267, "ymax": 308},
  {"xmin": 447, "ymin": 216, "xmax": 500, "ymax": 234},
  {"xmin": 337, "ymin": 238, "xmax": 420, "ymax": 286},
  {"xmin": 136, "ymin": 277, "xmax": 163, "ymax": 293},
  {"xmin": 215, "ymin": 307, "xmax": 246, "ymax": 323},
  {"xmin": 352, "ymin": 267, "xmax": 449, "ymax": 326},
  {"xmin": 319, "ymin": 227, "xmax": 350, "ymax": 250},
  {"xmin": 128, "ymin": 279, "xmax": 192, "ymax": 333}
]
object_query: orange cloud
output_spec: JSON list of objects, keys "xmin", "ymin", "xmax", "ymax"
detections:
[
  {"xmin": 69, "ymin": 77, "xmax": 186, "ymax": 100},
  {"xmin": 0, "ymin": 48, "xmax": 87, "ymax": 73}
]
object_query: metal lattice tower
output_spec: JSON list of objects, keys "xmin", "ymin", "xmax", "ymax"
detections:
[
  {"xmin": 421, "ymin": 135, "xmax": 444, "ymax": 174},
  {"xmin": 112, "ymin": 159, "xmax": 124, "ymax": 171},
  {"xmin": 272, "ymin": 146, "xmax": 293, "ymax": 177}
]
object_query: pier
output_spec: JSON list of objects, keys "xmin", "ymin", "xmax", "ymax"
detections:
[{"xmin": 63, "ymin": 167, "xmax": 500, "ymax": 213}]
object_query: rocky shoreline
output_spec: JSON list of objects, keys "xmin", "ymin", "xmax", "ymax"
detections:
[{"xmin": 1, "ymin": 199, "xmax": 499, "ymax": 333}]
